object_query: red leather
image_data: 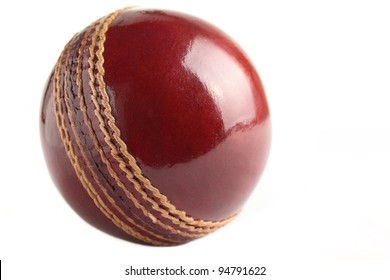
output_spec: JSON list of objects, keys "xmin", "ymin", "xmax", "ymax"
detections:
[{"xmin": 40, "ymin": 8, "xmax": 271, "ymax": 244}]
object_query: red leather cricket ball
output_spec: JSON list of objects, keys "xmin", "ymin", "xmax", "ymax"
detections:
[{"xmin": 40, "ymin": 7, "xmax": 271, "ymax": 245}]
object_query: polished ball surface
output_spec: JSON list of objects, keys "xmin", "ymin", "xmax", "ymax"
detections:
[{"xmin": 40, "ymin": 7, "xmax": 271, "ymax": 245}]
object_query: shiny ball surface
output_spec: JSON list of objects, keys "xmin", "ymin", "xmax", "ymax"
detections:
[{"xmin": 40, "ymin": 7, "xmax": 271, "ymax": 245}]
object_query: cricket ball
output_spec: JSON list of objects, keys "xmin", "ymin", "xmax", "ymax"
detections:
[{"xmin": 40, "ymin": 7, "xmax": 271, "ymax": 245}]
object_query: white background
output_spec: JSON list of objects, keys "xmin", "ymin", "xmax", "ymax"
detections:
[{"xmin": 0, "ymin": 0, "xmax": 389, "ymax": 279}]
